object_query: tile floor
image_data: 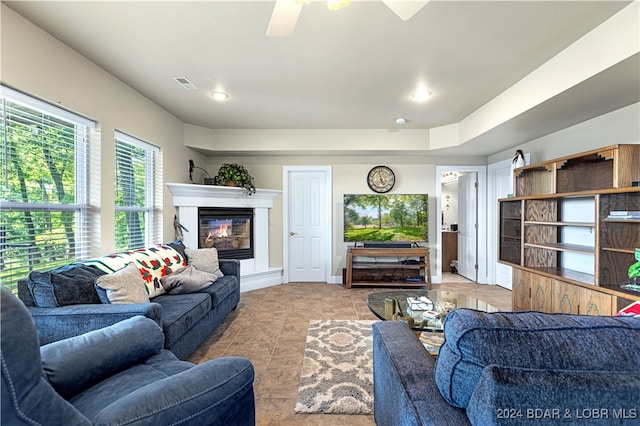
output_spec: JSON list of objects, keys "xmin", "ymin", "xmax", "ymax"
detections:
[{"xmin": 188, "ymin": 274, "xmax": 512, "ymax": 425}]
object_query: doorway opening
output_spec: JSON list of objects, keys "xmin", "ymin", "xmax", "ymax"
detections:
[{"xmin": 435, "ymin": 165, "xmax": 487, "ymax": 284}]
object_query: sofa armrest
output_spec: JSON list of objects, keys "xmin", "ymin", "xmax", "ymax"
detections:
[
  {"xmin": 468, "ymin": 365, "xmax": 640, "ymax": 426},
  {"xmin": 91, "ymin": 356, "xmax": 255, "ymax": 426},
  {"xmin": 372, "ymin": 321, "xmax": 470, "ymax": 426},
  {"xmin": 41, "ymin": 316, "xmax": 164, "ymax": 399},
  {"xmin": 219, "ymin": 259, "xmax": 240, "ymax": 280},
  {"xmin": 28, "ymin": 303, "xmax": 163, "ymax": 345}
]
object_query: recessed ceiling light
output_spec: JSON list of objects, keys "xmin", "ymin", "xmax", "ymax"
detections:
[
  {"xmin": 210, "ymin": 91, "xmax": 229, "ymax": 101},
  {"xmin": 395, "ymin": 118, "xmax": 406, "ymax": 125},
  {"xmin": 412, "ymin": 87, "xmax": 432, "ymax": 102}
]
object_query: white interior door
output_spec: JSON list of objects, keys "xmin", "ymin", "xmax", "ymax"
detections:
[
  {"xmin": 458, "ymin": 172, "xmax": 478, "ymax": 281},
  {"xmin": 491, "ymin": 160, "xmax": 514, "ymax": 289},
  {"xmin": 286, "ymin": 168, "xmax": 330, "ymax": 282}
]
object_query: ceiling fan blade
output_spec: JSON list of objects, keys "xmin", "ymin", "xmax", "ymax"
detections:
[
  {"xmin": 381, "ymin": 0, "xmax": 429, "ymax": 21},
  {"xmin": 267, "ymin": 0, "xmax": 304, "ymax": 37}
]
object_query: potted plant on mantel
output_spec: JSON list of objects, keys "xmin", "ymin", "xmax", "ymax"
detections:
[{"xmin": 213, "ymin": 163, "xmax": 256, "ymax": 195}]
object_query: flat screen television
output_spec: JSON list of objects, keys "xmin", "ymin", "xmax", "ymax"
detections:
[{"xmin": 343, "ymin": 193, "xmax": 428, "ymax": 243}]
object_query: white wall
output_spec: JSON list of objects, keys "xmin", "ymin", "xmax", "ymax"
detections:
[
  {"xmin": 1, "ymin": 5, "xmax": 207, "ymax": 255},
  {"xmin": 488, "ymin": 103, "xmax": 640, "ymax": 164}
]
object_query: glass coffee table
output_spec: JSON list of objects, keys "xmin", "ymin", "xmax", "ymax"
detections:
[{"xmin": 367, "ymin": 289, "xmax": 500, "ymax": 354}]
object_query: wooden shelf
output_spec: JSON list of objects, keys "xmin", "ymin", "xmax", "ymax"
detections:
[
  {"xmin": 522, "ymin": 266, "xmax": 595, "ymax": 286},
  {"xmin": 601, "ymin": 247, "xmax": 637, "ymax": 254},
  {"xmin": 523, "ymin": 242, "xmax": 594, "ymax": 254},
  {"xmin": 501, "ymin": 144, "xmax": 640, "ymax": 312},
  {"xmin": 351, "ymin": 262, "xmax": 428, "ymax": 269},
  {"xmin": 524, "ymin": 221, "xmax": 595, "ymax": 227},
  {"xmin": 345, "ymin": 247, "xmax": 432, "ymax": 289}
]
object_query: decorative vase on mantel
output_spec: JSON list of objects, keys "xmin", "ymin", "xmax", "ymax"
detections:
[{"xmin": 226, "ymin": 180, "xmax": 239, "ymax": 187}]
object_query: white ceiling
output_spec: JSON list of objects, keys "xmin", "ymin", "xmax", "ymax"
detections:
[{"xmin": 5, "ymin": 1, "xmax": 639, "ymax": 157}]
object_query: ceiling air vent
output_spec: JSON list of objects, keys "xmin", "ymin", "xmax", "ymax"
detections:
[{"xmin": 173, "ymin": 77, "xmax": 197, "ymax": 90}]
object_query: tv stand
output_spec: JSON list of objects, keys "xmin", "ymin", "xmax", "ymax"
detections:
[{"xmin": 345, "ymin": 247, "xmax": 431, "ymax": 289}]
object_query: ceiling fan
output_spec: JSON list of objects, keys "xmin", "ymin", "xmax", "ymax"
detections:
[{"xmin": 267, "ymin": 0, "xmax": 430, "ymax": 37}]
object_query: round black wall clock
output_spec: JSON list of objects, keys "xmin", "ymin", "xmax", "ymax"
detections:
[{"xmin": 367, "ymin": 165, "xmax": 395, "ymax": 193}]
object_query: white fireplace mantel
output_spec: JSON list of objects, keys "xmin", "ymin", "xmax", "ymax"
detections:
[{"xmin": 167, "ymin": 183, "xmax": 283, "ymax": 292}]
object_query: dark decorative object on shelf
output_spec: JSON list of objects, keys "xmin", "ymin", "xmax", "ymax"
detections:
[
  {"xmin": 188, "ymin": 159, "xmax": 214, "ymax": 184},
  {"xmin": 213, "ymin": 163, "xmax": 256, "ymax": 195}
]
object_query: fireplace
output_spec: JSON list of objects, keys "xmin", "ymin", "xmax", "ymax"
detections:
[
  {"xmin": 168, "ymin": 182, "xmax": 282, "ymax": 291},
  {"xmin": 198, "ymin": 208, "xmax": 253, "ymax": 260}
]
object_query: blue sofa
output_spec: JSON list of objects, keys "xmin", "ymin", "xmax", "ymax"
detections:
[
  {"xmin": 16, "ymin": 243, "xmax": 240, "ymax": 360},
  {"xmin": 1, "ymin": 287, "xmax": 255, "ymax": 425},
  {"xmin": 373, "ymin": 309, "xmax": 640, "ymax": 426}
]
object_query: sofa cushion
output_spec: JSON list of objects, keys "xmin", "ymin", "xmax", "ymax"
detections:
[
  {"xmin": 41, "ymin": 316, "xmax": 164, "ymax": 399},
  {"xmin": 26, "ymin": 264, "xmax": 105, "ymax": 307},
  {"xmin": 200, "ymin": 275, "xmax": 238, "ymax": 307},
  {"xmin": 160, "ymin": 265, "xmax": 219, "ymax": 294},
  {"xmin": 85, "ymin": 244, "xmax": 187, "ymax": 298},
  {"xmin": 434, "ymin": 309, "xmax": 640, "ymax": 408},
  {"xmin": 68, "ymin": 350, "xmax": 192, "ymax": 420},
  {"xmin": 185, "ymin": 247, "xmax": 224, "ymax": 278},
  {"xmin": 467, "ymin": 365, "xmax": 640, "ymax": 426},
  {"xmin": 152, "ymin": 292, "xmax": 211, "ymax": 349},
  {"xmin": 94, "ymin": 263, "xmax": 150, "ymax": 304}
]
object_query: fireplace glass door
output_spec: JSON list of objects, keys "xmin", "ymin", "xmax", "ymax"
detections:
[{"xmin": 198, "ymin": 208, "xmax": 253, "ymax": 259}]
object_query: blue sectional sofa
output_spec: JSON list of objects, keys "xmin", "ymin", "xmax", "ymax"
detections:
[
  {"xmin": 16, "ymin": 242, "xmax": 240, "ymax": 360},
  {"xmin": 1, "ymin": 287, "xmax": 255, "ymax": 425},
  {"xmin": 373, "ymin": 309, "xmax": 640, "ymax": 426}
]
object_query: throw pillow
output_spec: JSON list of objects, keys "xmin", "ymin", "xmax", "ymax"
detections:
[
  {"xmin": 184, "ymin": 247, "xmax": 224, "ymax": 279},
  {"xmin": 167, "ymin": 240, "xmax": 187, "ymax": 260},
  {"xmin": 26, "ymin": 264, "xmax": 105, "ymax": 308},
  {"xmin": 94, "ymin": 263, "xmax": 150, "ymax": 304},
  {"xmin": 160, "ymin": 265, "xmax": 219, "ymax": 294}
]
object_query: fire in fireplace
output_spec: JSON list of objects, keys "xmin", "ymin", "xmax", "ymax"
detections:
[{"xmin": 198, "ymin": 208, "xmax": 253, "ymax": 259}]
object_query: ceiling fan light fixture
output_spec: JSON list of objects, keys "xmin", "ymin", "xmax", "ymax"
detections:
[
  {"xmin": 327, "ymin": 0, "xmax": 351, "ymax": 11},
  {"xmin": 210, "ymin": 91, "xmax": 229, "ymax": 101}
]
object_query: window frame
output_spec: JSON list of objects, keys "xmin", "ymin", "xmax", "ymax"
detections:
[
  {"xmin": 114, "ymin": 130, "xmax": 161, "ymax": 251},
  {"xmin": 0, "ymin": 85, "xmax": 95, "ymax": 292}
]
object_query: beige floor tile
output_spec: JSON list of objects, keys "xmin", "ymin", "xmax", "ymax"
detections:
[{"xmin": 191, "ymin": 280, "xmax": 511, "ymax": 424}]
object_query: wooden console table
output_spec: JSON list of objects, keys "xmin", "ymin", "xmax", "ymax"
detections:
[{"xmin": 345, "ymin": 247, "xmax": 432, "ymax": 289}]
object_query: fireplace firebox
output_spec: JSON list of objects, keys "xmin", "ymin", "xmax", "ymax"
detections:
[{"xmin": 198, "ymin": 208, "xmax": 253, "ymax": 260}]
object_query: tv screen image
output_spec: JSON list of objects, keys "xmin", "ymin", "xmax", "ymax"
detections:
[{"xmin": 343, "ymin": 194, "xmax": 428, "ymax": 243}]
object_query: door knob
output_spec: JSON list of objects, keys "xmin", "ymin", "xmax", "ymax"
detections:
[{"xmin": 289, "ymin": 231, "xmax": 297, "ymax": 236}]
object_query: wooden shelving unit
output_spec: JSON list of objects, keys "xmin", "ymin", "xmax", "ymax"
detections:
[
  {"xmin": 500, "ymin": 144, "xmax": 640, "ymax": 314},
  {"xmin": 345, "ymin": 247, "xmax": 432, "ymax": 289}
]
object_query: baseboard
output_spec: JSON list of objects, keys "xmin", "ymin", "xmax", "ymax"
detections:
[{"xmin": 240, "ymin": 267, "xmax": 283, "ymax": 292}]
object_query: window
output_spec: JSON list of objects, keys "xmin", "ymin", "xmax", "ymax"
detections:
[
  {"xmin": 0, "ymin": 86, "xmax": 95, "ymax": 293},
  {"xmin": 114, "ymin": 131, "xmax": 161, "ymax": 251}
]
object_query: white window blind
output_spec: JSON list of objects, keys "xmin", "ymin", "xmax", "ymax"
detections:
[
  {"xmin": 114, "ymin": 131, "xmax": 161, "ymax": 251},
  {"xmin": 0, "ymin": 86, "xmax": 96, "ymax": 293}
]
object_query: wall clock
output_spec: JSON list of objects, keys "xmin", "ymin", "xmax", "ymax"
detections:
[{"xmin": 367, "ymin": 165, "xmax": 395, "ymax": 193}]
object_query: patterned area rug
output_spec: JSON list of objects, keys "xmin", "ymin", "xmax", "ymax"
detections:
[{"xmin": 294, "ymin": 320, "xmax": 374, "ymax": 415}]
